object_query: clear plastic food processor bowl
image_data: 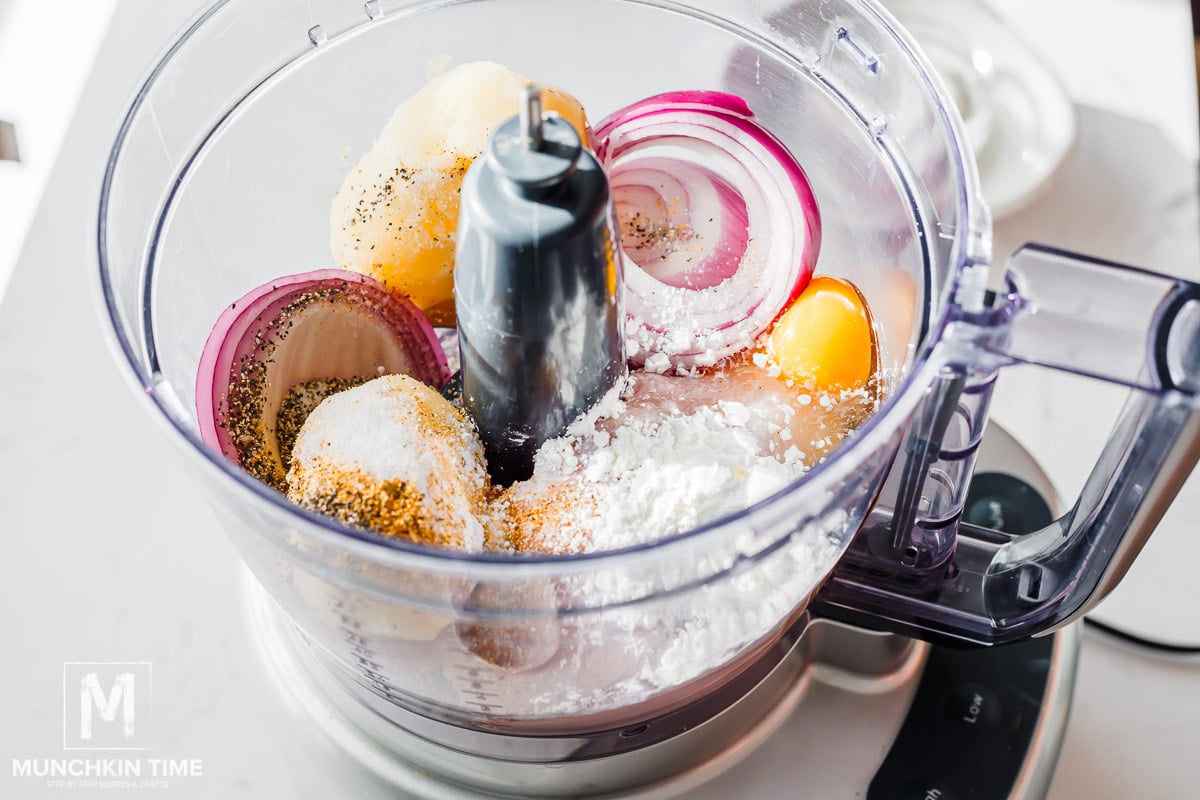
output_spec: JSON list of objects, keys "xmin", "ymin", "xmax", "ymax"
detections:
[{"xmin": 97, "ymin": 0, "xmax": 1200, "ymax": 775}]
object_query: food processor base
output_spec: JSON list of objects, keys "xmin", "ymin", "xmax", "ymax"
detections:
[{"xmin": 242, "ymin": 424, "xmax": 1079, "ymax": 799}]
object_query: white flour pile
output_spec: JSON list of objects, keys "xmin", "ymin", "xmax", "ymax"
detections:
[
  {"xmin": 492, "ymin": 369, "xmax": 874, "ymax": 554},
  {"xmin": 517, "ymin": 515, "xmax": 847, "ymax": 715},
  {"xmin": 466, "ymin": 371, "xmax": 859, "ymax": 715}
]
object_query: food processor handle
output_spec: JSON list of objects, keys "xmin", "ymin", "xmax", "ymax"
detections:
[
  {"xmin": 817, "ymin": 244, "xmax": 1200, "ymax": 645},
  {"xmin": 984, "ymin": 246, "xmax": 1200, "ymax": 619}
]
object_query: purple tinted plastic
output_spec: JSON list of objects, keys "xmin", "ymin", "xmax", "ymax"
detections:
[{"xmin": 820, "ymin": 245, "xmax": 1200, "ymax": 645}]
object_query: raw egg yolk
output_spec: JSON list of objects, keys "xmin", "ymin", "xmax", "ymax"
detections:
[{"xmin": 766, "ymin": 276, "xmax": 874, "ymax": 392}]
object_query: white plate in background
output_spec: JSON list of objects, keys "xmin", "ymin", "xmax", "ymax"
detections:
[{"xmin": 885, "ymin": 0, "xmax": 1078, "ymax": 219}]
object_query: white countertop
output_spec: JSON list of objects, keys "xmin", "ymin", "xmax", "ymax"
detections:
[
  {"xmin": 0, "ymin": 1, "xmax": 1197, "ymax": 799},
  {"xmin": 0, "ymin": 0, "xmax": 119, "ymax": 301}
]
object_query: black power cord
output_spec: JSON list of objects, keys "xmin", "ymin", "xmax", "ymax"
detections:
[{"xmin": 1083, "ymin": 616, "xmax": 1200, "ymax": 655}]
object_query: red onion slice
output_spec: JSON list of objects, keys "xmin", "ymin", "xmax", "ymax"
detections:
[
  {"xmin": 595, "ymin": 90, "xmax": 820, "ymax": 372},
  {"xmin": 612, "ymin": 158, "xmax": 749, "ymax": 290},
  {"xmin": 196, "ymin": 269, "xmax": 450, "ymax": 490}
]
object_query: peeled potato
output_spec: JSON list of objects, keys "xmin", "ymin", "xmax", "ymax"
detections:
[{"xmin": 330, "ymin": 61, "xmax": 589, "ymax": 326}]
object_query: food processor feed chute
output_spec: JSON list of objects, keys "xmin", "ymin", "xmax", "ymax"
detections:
[{"xmin": 455, "ymin": 86, "xmax": 625, "ymax": 486}]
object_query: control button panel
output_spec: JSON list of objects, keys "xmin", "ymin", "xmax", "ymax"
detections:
[
  {"xmin": 868, "ymin": 634, "xmax": 1055, "ymax": 800},
  {"xmin": 868, "ymin": 472, "xmax": 1057, "ymax": 800},
  {"xmin": 899, "ymin": 779, "xmax": 955, "ymax": 799},
  {"xmin": 944, "ymin": 682, "xmax": 1003, "ymax": 732}
]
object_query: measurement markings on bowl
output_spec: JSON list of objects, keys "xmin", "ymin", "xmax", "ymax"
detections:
[{"xmin": 452, "ymin": 663, "xmax": 502, "ymax": 712}]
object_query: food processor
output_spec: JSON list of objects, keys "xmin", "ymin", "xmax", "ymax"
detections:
[{"xmin": 94, "ymin": 1, "xmax": 1200, "ymax": 798}]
